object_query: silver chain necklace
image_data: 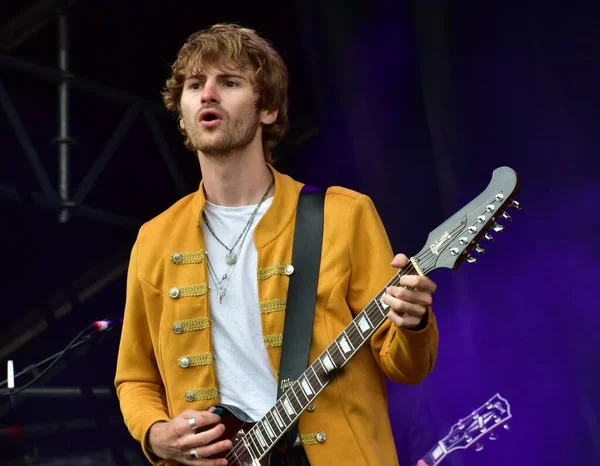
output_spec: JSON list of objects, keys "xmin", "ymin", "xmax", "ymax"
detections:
[
  {"xmin": 202, "ymin": 175, "xmax": 274, "ymax": 266},
  {"xmin": 203, "ymin": 175, "xmax": 274, "ymax": 303}
]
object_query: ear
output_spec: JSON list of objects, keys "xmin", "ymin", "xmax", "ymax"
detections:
[
  {"xmin": 260, "ymin": 108, "xmax": 278, "ymax": 126},
  {"xmin": 179, "ymin": 118, "xmax": 185, "ymax": 130}
]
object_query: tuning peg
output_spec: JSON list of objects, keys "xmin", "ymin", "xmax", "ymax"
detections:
[
  {"xmin": 475, "ymin": 443, "xmax": 484, "ymax": 452},
  {"xmin": 475, "ymin": 244, "xmax": 486, "ymax": 253},
  {"xmin": 502, "ymin": 212, "xmax": 512, "ymax": 221},
  {"xmin": 492, "ymin": 223, "xmax": 504, "ymax": 232},
  {"xmin": 466, "ymin": 255, "xmax": 477, "ymax": 263},
  {"xmin": 484, "ymin": 233, "xmax": 494, "ymax": 242},
  {"xmin": 511, "ymin": 200, "xmax": 521, "ymax": 210},
  {"xmin": 503, "ymin": 424, "xmax": 510, "ymax": 431}
]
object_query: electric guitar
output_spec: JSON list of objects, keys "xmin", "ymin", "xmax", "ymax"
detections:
[
  {"xmin": 205, "ymin": 166, "xmax": 521, "ymax": 466},
  {"xmin": 416, "ymin": 393, "xmax": 512, "ymax": 466}
]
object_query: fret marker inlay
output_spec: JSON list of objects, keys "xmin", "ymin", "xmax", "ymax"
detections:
[
  {"xmin": 263, "ymin": 420, "xmax": 276, "ymax": 439},
  {"xmin": 322, "ymin": 354, "xmax": 336, "ymax": 373},
  {"xmin": 283, "ymin": 397, "xmax": 296, "ymax": 416},
  {"xmin": 256, "ymin": 429, "xmax": 267, "ymax": 448},
  {"xmin": 273, "ymin": 410, "xmax": 285, "ymax": 428},
  {"xmin": 358, "ymin": 315, "xmax": 371, "ymax": 332},
  {"xmin": 301, "ymin": 378, "xmax": 314, "ymax": 396},
  {"xmin": 339, "ymin": 336, "xmax": 351, "ymax": 353}
]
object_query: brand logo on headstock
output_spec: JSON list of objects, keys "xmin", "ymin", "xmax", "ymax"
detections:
[{"xmin": 430, "ymin": 232, "xmax": 451, "ymax": 255}]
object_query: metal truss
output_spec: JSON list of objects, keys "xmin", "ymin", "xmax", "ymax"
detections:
[{"xmin": 0, "ymin": 52, "xmax": 188, "ymax": 230}]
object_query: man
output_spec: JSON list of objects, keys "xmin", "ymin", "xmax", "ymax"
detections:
[{"xmin": 114, "ymin": 23, "xmax": 439, "ymax": 466}]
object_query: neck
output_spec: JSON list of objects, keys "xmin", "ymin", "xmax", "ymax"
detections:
[{"xmin": 198, "ymin": 140, "xmax": 273, "ymax": 207}]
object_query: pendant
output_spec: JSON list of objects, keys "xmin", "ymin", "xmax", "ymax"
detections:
[
  {"xmin": 225, "ymin": 252, "xmax": 237, "ymax": 265},
  {"xmin": 217, "ymin": 285, "xmax": 226, "ymax": 304}
]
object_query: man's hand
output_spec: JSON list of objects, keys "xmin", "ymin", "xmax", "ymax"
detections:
[
  {"xmin": 384, "ymin": 253, "xmax": 437, "ymax": 329},
  {"xmin": 148, "ymin": 408, "xmax": 231, "ymax": 465},
  {"xmin": 417, "ymin": 461, "xmax": 429, "ymax": 466}
]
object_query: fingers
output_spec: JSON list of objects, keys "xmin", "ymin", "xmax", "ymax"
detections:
[
  {"xmin": 182, "ymin": 410, "xmax": 222, "ymax": 429},
  {"xmin": 194, "ymin": 438, "xmax": 233, "ymax": 461},
  {"xmin": 391, "ymin": 253, "xmax": 409, "ymax": 268},
  {"xmin": 187, "ymin": 451, "xmax": 228, "ymax": 466},
  {"xmin": 387, "ymin": 310, "xmax": 422, "ymax": 328},
  {"xmin": 398, "ymin": 275, "xmax": 437, "ymax": 294},
  {"xmin": 177, "ymin": 422, "xmax": 229, "ymax": 452},
  {"xmin": 386, "ymin": 285, "xmax": 432, "ymax": 307},
  {"xmin": 383, "ymin": 283, "xmax": 433, "ymax": 329}
]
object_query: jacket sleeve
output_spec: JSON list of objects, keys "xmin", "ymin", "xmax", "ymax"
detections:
[
  {"xmin": 346, "ymin": 194, "xmax": 439, "ymax": 385},
  {"xmin": 114, "ymin": 236, "xmax": 171, "ymax": 465}
]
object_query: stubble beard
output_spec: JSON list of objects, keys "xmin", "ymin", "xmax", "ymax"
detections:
[{"xmin": 185, "ymin": 109, "xmax": 261, "ymax": 157}]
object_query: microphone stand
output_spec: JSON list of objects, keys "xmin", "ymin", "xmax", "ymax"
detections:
[{"xmin": 1, "ymin": 320, "xmax": 116, "ymax": 397}]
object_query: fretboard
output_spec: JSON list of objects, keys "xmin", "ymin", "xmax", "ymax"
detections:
[
  {"xmin": 421, "ymin": 444, "xmax": 446, "ymax": 466},
  {"xmin": 241, "ymin": 257, "xmax": 436, "ymax": 462}
]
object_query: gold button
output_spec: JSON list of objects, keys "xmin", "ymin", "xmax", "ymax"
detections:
[
  {"xmin": 172, "ymin": 252, "xmax": 183, "ymax": 264},
  {"xmin": 173, "ymin": 323, "xmax": 183, "ymax": 334},
  {"xmin": 169, "ymin": 287, "xmax": 180, "ymax": 299},
  {"xmin": 179, "ymin": 357, "xmax": 190, "ymax": 368},
  {"xmin": 307, "ymin": 402, "xmax": 316, "ymax": 412},
  {"xmin": 315, "ymin": 431, "xmax": 326, "ymax": 443},
  {"xmin": 185, "ymin": 391, "xmax": 195, "ymax": 402},
  {"xmin": 284, "ymin": 265, "xmax": 294, "ymax": 276}
]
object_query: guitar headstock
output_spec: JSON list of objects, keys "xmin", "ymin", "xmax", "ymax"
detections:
[
  {"xmin": 417, "ymin": 166, "xmax": 521, "ymax": 272},
  {"xmin": 441, "ymin": 393, "xmax": 512, "ymax": 454}
]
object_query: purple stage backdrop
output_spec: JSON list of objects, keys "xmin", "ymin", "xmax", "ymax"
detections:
[
  {"xmin": 287, "ymin": 1, "xmax": 600, "ymax": 465},
  {"xmin": 1, "ymin": 1, "xmax": 597, "ymax": 465}
]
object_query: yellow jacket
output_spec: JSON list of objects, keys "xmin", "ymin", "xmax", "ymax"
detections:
[{"xmin": 114, "ymin": 165, "xmax": 439, "ymax": 466}]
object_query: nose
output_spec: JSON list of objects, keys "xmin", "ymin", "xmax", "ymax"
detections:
[{"xmin": 201, "ymin": 80, "xmax": 220, "ymax": 105}]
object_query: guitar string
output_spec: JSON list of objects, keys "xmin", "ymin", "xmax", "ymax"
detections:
[
  {"xmin": 224, "ymin": 193, "xmax": 509, "ymax": 463},
  {"xmin": 223, "ymin": 194, "xmax": 506, "ymax": 463},
  {"xmin": 223, "ymin": 194, "xmax": 510, "ymax": 462},
  {"xmin": 222, "ymin": 268, "xmax": 425, "ymax": 463}
]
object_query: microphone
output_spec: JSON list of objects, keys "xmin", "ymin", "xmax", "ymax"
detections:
[{"xmin": 89, "ymin": 318, "xmax": 123, "ymax": 332}]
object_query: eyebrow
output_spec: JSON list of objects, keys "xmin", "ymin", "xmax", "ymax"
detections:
[{"xmin": 185, "ymin": 72, "xmax": 248, "ymax": 82}]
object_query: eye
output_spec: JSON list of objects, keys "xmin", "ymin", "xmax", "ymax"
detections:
[
  {"xmin": 224, "ymin": 81, "xmax": 238, "ymax": 88},
  {"xmin": 187, "ymin": 82, "xmax": 202, "ymax": 90}
]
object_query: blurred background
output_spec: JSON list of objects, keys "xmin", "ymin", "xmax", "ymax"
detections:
[{"xmin": 1, "ymin": 0, "xmax": 598, "ymax": 465}]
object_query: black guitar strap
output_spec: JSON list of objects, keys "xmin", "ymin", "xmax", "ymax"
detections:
[{"xmin": 276, "ymin": 186, "xmax": 325, "ymax": 453}]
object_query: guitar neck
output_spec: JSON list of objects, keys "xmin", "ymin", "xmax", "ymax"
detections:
[
  {"xmin": 421, "ymin": 444, "xmax": 446, "ymax": 466},
  {"xmin": 244, "ymin": 260, "xmax": 431, "ymax": 461}
]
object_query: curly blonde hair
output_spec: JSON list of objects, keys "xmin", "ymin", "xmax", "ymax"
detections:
[{"xmin": 162, "ymin": 23, "xmax": 289, "ymax": 162}]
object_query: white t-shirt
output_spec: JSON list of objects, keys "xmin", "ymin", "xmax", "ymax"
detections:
[{"xmin": 201, "ymin": 197, "xmax": 276, "ymax": 421}]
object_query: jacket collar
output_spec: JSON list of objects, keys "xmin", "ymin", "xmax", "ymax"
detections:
[{"xmin": 191, "ymin": 163, "xmax": 303, "ymax": 249}]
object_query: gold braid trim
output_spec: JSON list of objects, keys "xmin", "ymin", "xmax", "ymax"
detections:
[
  {"xmin": 264, "ymin": 334, "xmax": 283, "ymax": 348},
  {"xmin": 173, "ymin": 317, "xmax": 211, "ymax": 333},
  {"xmin": 260, "ymin": 298, "xmax": 287, "ymax": 314},
  {"xmin": 172, "ymin": 250, "xmax": 205, "ymax": 264},
  {"xmin": 184, "ymin": 387, "xmax": 219, "ymax": 401},
  {"xmin": 257, "ymin": 264, "xmax": 289, "ymax": 280},
  {"xmin": 301, "ymin": 433, "xmax": 320, "ymax": 445},
  {"xmin": 179, "ymin": 353, "xmax": 213, "ymax": 367},
  {"xmin": 177, "ymin": 284, "xmax": 208, "ymax": 298}
]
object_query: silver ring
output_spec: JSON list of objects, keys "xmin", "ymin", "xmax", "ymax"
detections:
[
  {"xmin": 190, "ymin": 448, "xmax": 201, "ymax": 459},
  {"xmin": 188, "ymin": 417, "xmax": 198, "ymax": 430}
]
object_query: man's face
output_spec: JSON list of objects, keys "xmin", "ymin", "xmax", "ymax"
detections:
[{"xmin": 179, "ymin": 60, "xmax": 274, "ymax": 156}]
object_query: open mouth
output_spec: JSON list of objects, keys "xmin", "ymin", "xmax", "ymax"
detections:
[{"xmin": 200, "ymin": 109, "xmax": 222, "ymax": 122}]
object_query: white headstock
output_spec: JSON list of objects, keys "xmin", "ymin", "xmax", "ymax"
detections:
[{"xmin": 442, "ymin": 393, "xmax": 512, "ymax": 453}]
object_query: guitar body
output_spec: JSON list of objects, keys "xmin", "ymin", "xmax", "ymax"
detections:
[{"xmin": 204, "ymin": 404, "xmax": 287, "ymax": 466}]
